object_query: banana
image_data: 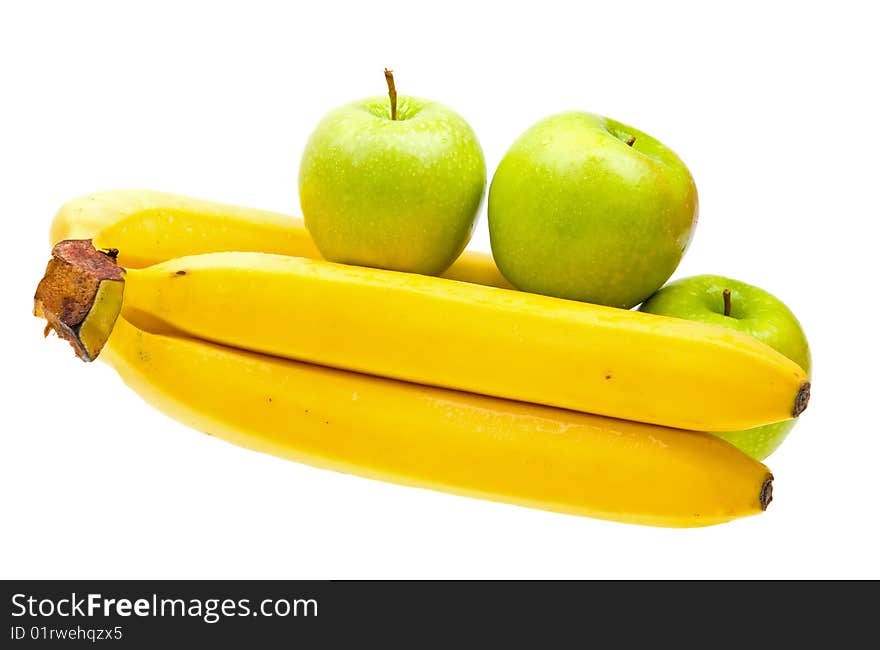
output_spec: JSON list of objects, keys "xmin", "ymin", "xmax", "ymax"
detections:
[
  {"xmin": 38, "ymin": 240, "xmax": 810, "ymax": 432},
  {"xmin": 95, "ymin": 316, "xmax": 773, "ymax": 527},
  {"xmin": 49, "ymin": 189, "xmax": 513, "ymax": 288}
]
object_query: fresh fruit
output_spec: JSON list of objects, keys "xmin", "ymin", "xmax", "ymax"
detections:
[
  {"xmin": 639, "ymin": 275, "xmax": 812, "ymax": 459},
  {"xmin": 41, "ymin": 309, "xmax": 775, "ymax": 527},
  {"xmin": 299, "ymin": 70, "xmax": 486, "ymax": 275},
  {"xmin": 488, "ymin": 111, "xmax": 698, "ymax": 308},
  {"xmin": 33, "ymin": 243, "xmax": 124, "ymax": 362},
  {"xmin": 39, "ymin": 241, "xmax": 810, "ymax": 432},
  {"xmin": 49, "ymin": 189, "xmax": 512, "ymax": 287},
  {"xmin": 50, "ymin": 189, "xmax": 322, "ymax": 269}
]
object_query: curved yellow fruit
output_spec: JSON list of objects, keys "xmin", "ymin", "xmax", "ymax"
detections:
[
  {"xmin": 102, "ymin": 317, "xmax": 773, "ymax": 527},
  {"xmin": 49, "ymin": 189, "xmax": 512, "ymax": 288},
  {"xmin": 122, "ymin": 252, "xmax": 810, "ymax": 432}
]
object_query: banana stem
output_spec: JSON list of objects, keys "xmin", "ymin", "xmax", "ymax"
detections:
[
  {"xmin": 33, "ymin": 239, "xmax": 125, "ymax": 361},
  {"xmin": 384, "ymin": 68, "xmax": 397, "ymax": 120}
]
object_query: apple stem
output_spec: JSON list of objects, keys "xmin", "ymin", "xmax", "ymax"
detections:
[
  {"xmin": 723, "ymin": 289, "xmax": 732, "ymax": 317},
  {"xmin": 384, "ymin": 68, "xmax": 398, "ymax": 120},
  {"xmin": 625, "ymin": 136, "xmax": 636, "ymax": 146}
]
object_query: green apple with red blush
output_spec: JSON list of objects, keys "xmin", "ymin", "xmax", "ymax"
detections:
[{"xmin": 639, "ymin": 275, "xmax": 811, "ymax": 459}]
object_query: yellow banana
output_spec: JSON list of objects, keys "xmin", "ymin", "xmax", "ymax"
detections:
[
  {"xmin": 49, "ymin": 189, "xmax": 513, "ymax": 288},
  {"xmin": 39, "ymin": 240, "xmax": 810, "ymax": 432},
  {"xmin": 96, "ymin": 316, "xmax": 773, "ymax": 527}
]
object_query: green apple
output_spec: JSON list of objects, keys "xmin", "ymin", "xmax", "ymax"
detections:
[
  {"xmin": 639, "ymin": 275, "xmax": 812, "ymax": 460},
  {"xmin": 299, "ymin": 72, "xmax": 486, "ymax": 275},
  {"xmin": 488, "ymin": 111, "xmax": 698, "ymax": 308}
]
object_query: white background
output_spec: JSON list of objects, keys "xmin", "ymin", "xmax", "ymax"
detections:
[{"xmin": 2, "ymin": 1, "xmax": 877, "ymax": 579}]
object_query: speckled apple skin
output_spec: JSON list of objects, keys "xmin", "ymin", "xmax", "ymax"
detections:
[
  {"xmin": 640, "ymin": 274, "xmax": 812, "ymax": 460},
  {"xmin": 489, "ymin": 111, "xmax": 698, "ymax": 309},
  {"xmin": 299, "ymin": 95, "xmax": 486, "ymax": 275}
]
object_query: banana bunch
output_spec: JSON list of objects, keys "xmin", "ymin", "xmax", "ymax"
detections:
[{"xmin": 35, "ymin": 190, "xmax": 809, "ymax": 526}]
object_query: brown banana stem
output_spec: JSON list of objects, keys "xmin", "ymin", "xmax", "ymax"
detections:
[{"xmin": 33, "ymin": 239, "xmax": 125, "ymax": 361}]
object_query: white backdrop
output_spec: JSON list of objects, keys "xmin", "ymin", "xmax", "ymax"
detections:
[{"xmin": 2, "ymin": 0, "xmax": 877, "ymax": 579}]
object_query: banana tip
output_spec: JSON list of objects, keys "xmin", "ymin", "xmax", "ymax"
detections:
[
  {"xmin": 793, "ymin": 381, "xmax": 811, "ymax": 418},
  {"xmin": 760, "ymin": 475, "xmax": 774, "ymax": 511}
]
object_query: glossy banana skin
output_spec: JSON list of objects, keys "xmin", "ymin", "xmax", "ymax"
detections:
[
  {"xmin": 46, "ymin": 190, "xmax": 779, "ymax": 525},
  {"xmin": 50, "ymin": 189, "xmax": 513, "ymax": 288},
  {"xmin": 123, "ymin": 252, "xmax": 809, "ymax": 432},
  {"xmin": 102, "ymin": 318, "xmax": 772, "ymax": 527}
]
